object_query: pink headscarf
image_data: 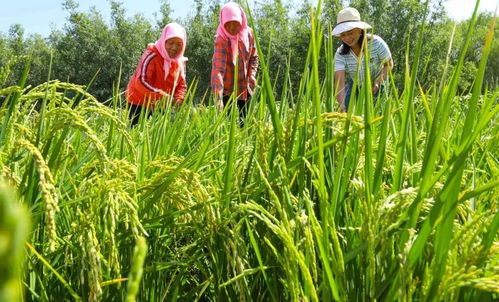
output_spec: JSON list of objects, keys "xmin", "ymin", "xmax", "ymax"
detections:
[
  {"xmin": 154, "ymin": 23, "xmax": 187, "ymax": 81},
  {"xmin": 216, "ymin": 2, "xmax": 250, "ymax": 65}
]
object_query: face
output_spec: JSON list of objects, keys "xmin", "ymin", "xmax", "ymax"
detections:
[
  {"xmin": 339, "ymin": 28, "xmax": 362, "ymax": 47},
  {"xmin": 224, "ymin": 21, "xmax": 241, "ymax": 35},
  {"xmin": 165, "ymin": 37, "xmax": 183, "ymax": 58}
]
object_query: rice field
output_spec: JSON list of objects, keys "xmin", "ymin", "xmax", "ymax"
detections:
[{"xmin": 0, "ymin": 2, "xmax": 498, "ymax": 301}]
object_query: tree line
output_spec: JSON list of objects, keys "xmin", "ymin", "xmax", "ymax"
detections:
[{"xmin": 0, "ymin": 0, "xmax": 497, "ymax": 103}]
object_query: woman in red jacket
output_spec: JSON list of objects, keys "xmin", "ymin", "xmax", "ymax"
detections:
[{"xmin": 126, "ymin": 22, "xmax": 187, "ymax": 126}]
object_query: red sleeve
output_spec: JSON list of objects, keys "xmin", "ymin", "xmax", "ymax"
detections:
[
  {"xmin": 211, "ymin": 36, "xmax": 228, "ymax": 97},
  {"xmin": 139, "ymin": 52, "xmax": 163, "ymax": 100}
]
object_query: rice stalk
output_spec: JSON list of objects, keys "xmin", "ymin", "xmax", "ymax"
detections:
[{"xmin": 16, "ymin": 139, "xmax": 59, "ymax": 252}]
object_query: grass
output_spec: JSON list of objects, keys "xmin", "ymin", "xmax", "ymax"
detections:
[{"xmin": 0, "ymin": 0, "xmax": 498, "ymax": 301}]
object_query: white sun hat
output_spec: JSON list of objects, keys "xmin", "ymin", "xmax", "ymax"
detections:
[{"xmin": 332, "ymin": 7, "xmax": 372, "ymax": 36}]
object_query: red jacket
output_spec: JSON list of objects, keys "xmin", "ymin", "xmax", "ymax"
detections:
[{"xmin": 126, "ymin": 44, "xmax": 187, "ymax": 108}]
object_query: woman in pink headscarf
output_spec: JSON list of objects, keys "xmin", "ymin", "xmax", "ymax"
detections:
[
  {"xmin": 211, "ymin": 2, "xmax": 259, "ymax": 123},
  {"xmin": 126, "ymin": 23, "xmax": 188, "ymax": 126}
]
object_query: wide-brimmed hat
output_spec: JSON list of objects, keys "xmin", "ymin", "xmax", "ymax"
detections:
[{"xmin": 332, "ymin": 7, "xmax": 372, "ymax": 36}]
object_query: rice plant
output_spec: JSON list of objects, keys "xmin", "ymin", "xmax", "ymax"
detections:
[{"xmin": 0, "ymin": 0, "xmax": 497, "ymax": 301}]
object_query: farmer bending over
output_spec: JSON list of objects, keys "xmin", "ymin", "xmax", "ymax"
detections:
[
  {"xmin": 126, "ymin": 23, "xmax": 188, "ymax": 126},
  {"xmin": 333, "ymin": 7, "xmax": 393, "ymax": 112}
]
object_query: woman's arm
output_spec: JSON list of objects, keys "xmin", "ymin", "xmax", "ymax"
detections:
[
  {"xmin": 173, "ymin": 70, "xmax": 187, "ymax": 106},
  {"xmin": 138, "ymin": 52, "xmax": 166, "ymax": 99},
  {"xmin": 211, "ymin": 37, "xmax": 227, "ymax": 110},
  {"xmin": 335, "ymin": 70, "xmax": 347, "ymax": 112},
  {"xmin": 373, "ymin": 58, "xmax": 393, "ymax": 94},
  {"xmin": 247, "ymin": 29, "xmax": 259, "ymax": 95}
]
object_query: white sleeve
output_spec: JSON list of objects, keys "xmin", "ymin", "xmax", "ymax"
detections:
[
  {"xmin": 335, "ymin": 48, "xmax": 346, "ymax": 71},
  {"xmin": 376, "ymin": 36, "xmax": 392, "ymax": 62}
]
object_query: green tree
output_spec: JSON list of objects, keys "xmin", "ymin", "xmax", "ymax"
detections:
[
  {"xmin": 452, "ymin": 12, "xmax": 498, "ymax": 91},
  {"xmin": 183, "ymin": 0, "xmax": 220, "ymax": 102},
  {"xmin": 288, "ymin": 0, "xmax": 314, "ymax": 92},
  {"xmin": 347, "ymin": 0, "xmax": 448, "ymax": 87},
  {"xmin": 322, "ymin": 0, "xmax": 343, "ymax": 25},
  {"xmin": 7, "ymin": 24, "xmax": 25, "ymax": 55},
  {"xmin": 0, "ymin": 0, "xmax": 495, "ymax": 103},
  {"xmin": 50, "ymin": 1, "xmax": 156, "ymax": 101},
  {"xmin": 155, "ymin": 0, "xmax": 173, "ymax": 30},
  {"xmin": 24, "ymin": 34, "xmax": 53, "ymax": 85},
  {"xmin": 108, "ymin": 1, "xmax": 157, "ymax": 95},
  {"xmin": 254, "ymin": 0, "xmax": 293, "ymax": 98}
]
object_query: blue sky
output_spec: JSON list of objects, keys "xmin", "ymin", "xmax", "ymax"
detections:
[
  {"xmin": 0, "ymin": 0, "xmax": 196, "ymax": 36},
  {"xmin": 0, "ymin": 0, "xmax": 497, "ymax": 37}
]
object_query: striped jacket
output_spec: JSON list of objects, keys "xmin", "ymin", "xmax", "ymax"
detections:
[
  {"xmin": 211, "ymin": 28, "xmax": 258, "ymax": 101},
  {"xmin": 335, "ymin": 35, "xmax": 391, "ymax": 84},
  {"xmin": 126, "ymin": 44, "xmax": 187, "ymax": 108}
]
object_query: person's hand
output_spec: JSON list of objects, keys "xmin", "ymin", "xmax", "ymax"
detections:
[
  {"xmin": 214, "ymin": 97, "xmax": 224, "ymax": 112},
  {"xmin": 173, "ymin": 100, "xmax": 182, "ymax": 111},
  {"xmin": 159, "ymin": 90, "xmax": 171, "ymax": 98},
  {"xmin": 372, "ymin": 83, "xmax": 380, "ymax": 95},
  {"xmin": 340, "ymin": 101, "xmax": 347, "ymax": 113}
]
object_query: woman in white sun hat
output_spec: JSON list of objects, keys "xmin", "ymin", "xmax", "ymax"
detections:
[{"xmin": 333, "ymin": 7, "xmax": 393, "ymax": 112}]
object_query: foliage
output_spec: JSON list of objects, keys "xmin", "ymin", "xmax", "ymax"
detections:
[
  {"xmin": 452, "ymin": 12, "xmax": 499, "ymax": 90},
  {"xmin": 183, "ymin": 0, "xmax": 221, "ymax": 101},
  {"xmin": 0, "ymin": 0, "xmax": 496, "ymax": 102},
  {"xmin": 0, "ymin": 1, "xmax": 497, "ymax": 301}
]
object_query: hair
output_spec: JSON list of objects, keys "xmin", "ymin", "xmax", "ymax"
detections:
[{"xmin": 339, "ymin": 29, "xmax": 366, "ymax": 55}]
